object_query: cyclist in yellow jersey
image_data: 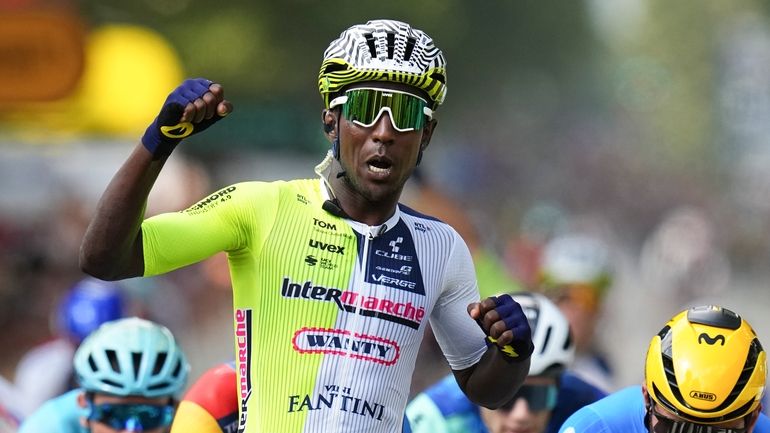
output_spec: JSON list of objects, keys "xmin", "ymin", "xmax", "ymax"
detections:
[{"xmin": 80, "ymin": 19, "xmax": 534, "ymax": 433}]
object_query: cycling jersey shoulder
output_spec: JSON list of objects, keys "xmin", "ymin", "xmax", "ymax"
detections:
[
  {"xmin": 142, "ymin": 179, "xmax": 317, "ymax": 276},
  {"xmin": 547, "ymin": 372, "xmax": 607, "ymax": 433},
  {"xmin": 398, "ymin": 203, "xmax": 443, "ymax": 222},
  {"xmin": 18, "ymin": 389, "xmax": 83, "ymax": 433},
  {"xmin": 171, "ymin": 362, "xmax": 237, "ymax": 433},
  {"xmin": 558, "ymin": 386, "xmax": 647, "ymax": 433}
]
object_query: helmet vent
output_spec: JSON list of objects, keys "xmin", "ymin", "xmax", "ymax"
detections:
[
  {"xmin": 106, "ymin": 349, "xmax": 120, "ymax": 373},
  {"xmin": 149, "ymin": 382, "xmax": 171, "ymax": 391},
  {"xmin": 88, "ymin": 355, "xmax": 98, "ymax": 372},
  {"xmin": 363, "ymin": 33, "xmax": 377, "ymax": 58},
  {"xmin": 404, "ymin": 37, "xmax": 416, "ymax": 61},
  {"xmin": 102, "ymin": 379, "xmax": 122, "ymax": 388},
  {"xmin": 540, "ymin": 326, "xmax": 552, "ymax": 354},
  {"xmin": 132, "ymin": 352, "xmax": 142, "ymax": 380},
  {"xmin": 386, "ymin": 32, "xmax": 396, "ymax": 59},
  {"xmin": 563, "ymin": 329, "xmax": 574, "ymax": 350},
  {"xmin": 153, "ymin": 352, "xmax": 168, "ymax": 375},
  {"xmin": 172, "ymin": 359, "xmax": 183, "ymax": 378}
]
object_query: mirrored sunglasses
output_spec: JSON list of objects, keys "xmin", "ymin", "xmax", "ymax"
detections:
[
  {"xmin": 329, "ymin": 87, "xmax": 433, "ymax": 132},
  {"xmin": 500, "ymin": 384, "xmax": 558, "ymax": 412},
  {"xmin": 646, "ymin": 400, "xmax": 747, "ymax": 433},
  {"xmin": 88, "ymin": 402, "xmax": 174, "ymax": 431}
]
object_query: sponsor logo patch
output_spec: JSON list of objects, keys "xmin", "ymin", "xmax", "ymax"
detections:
[
  {"xmin": 280, "ymin": 278, "xmax": 425, "ymax": 329},
  {"xmin": 293, "ymin": 327, "xmax": 400, "ymax": 365},
  {"xmin": 235, "ymin": 308, "xmax": 252, "ymax": 433}
]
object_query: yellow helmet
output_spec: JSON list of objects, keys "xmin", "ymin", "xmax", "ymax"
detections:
[{"xmin": 645, "ymin": 306, "xmax": 766, "ymax": 423}]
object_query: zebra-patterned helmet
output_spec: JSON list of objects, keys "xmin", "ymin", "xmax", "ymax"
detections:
[{"xmin": 318, "ymin": 19, "xmax": 447, "ymax": 109}]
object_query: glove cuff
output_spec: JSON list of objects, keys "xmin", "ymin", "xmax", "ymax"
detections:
[{"xmin": 142, "ymin": 117, "xmax": 182, "ymax": 159}]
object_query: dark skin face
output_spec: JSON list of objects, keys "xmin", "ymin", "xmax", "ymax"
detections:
[{"xmin": 322, "ymin": 81, "xmax": 437, "ymax": 226}]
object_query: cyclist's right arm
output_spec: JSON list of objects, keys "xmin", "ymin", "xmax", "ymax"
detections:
[
  {"xmin": 79, "ymin": 79, "xmax": 231, "ymax": 281},
  {"xmin": 79, "ymin": 143, "xmax": 162, "ymax": 280}
]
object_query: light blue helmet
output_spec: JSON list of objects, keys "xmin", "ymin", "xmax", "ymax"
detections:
[{"xmin": 74, "ymin": 317, "xmax": 189, "ymax": 398}]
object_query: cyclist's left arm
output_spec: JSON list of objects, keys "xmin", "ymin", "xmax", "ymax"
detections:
[{"xmin": 430, "ymin": 232, "xmax": 531, "ymax": 409}]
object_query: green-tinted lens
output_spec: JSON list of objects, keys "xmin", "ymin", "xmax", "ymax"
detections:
[{"xmin": 342, "ymin": 88, "xmax": 427, "ymax": 132}]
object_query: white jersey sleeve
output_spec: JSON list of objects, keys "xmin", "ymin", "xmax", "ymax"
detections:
[{"xmin": 429, "ymin": 231, "xmax": 487, "ymax": 370}]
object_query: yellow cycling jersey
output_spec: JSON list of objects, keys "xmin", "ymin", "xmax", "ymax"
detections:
[{"xmin": 143, "ymin": 178, "xmax": 487, "ymax": 433}]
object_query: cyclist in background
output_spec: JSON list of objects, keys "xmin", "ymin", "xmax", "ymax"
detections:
[
  {"xmin": 79, "ymin": 19, "xmax": 534, "ymax": 433},
  {"xmin": 407, "ymin": 292, "xmax": 605, "ymax": 433},
  {"xmin": 19, "ymin": 317, "xmax": 189, "ymax": 433},
  {"xmin": 170, "ymin": 362, "xmax": 237, "ymax": 433},
  {"xmin": 559, "ymin": 305, "xmax": 769, "ymax": 433},
  {"xmin": 536, "ymin": 234, "xmax": 615, "ymax": 392},
  {"xmin": 14, "ymin": 277, "xmax": 126, "ymax": 416}
]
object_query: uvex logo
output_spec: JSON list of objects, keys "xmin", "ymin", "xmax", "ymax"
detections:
[
  {"xmin": 309, "ymin": 239, "xmax": 345, "ymax": 254},
  {"xmin": 689, "ymin": 390, "xmax": 716, "ymax": 401},
  {"xmin": 698, "ymin": 333, "xmax": 725, "ymax": 346}
]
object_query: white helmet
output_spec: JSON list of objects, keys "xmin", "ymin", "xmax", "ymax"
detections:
[
  {"xmin": 511, "ymin": 292, "xmax": 575, "ymax": 376},
  {"xmin": 539, "ymin": 234, "xmax": 613, "ymax": 294}
]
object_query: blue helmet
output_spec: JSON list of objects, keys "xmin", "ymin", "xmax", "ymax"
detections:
[
  {"xmin": 57, "ymin": 277, "xmax": 126, "ymax": 344},
  {"xmin": 74, "ymin": 317, "xmax": 189, "ymax": 398}
]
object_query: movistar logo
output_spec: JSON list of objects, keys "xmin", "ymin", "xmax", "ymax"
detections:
[
  {"xmin": 161, "ymin": 122, "xmax": 194, "ymax": 138},
  {"xmin": 698, "ymin": 333, "xmax": 725, "ymax": 346}
]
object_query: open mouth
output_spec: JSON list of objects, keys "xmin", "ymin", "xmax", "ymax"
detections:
[{"xmin": 367, "ymin": 157, "xmax": 393, "ymax": 174}]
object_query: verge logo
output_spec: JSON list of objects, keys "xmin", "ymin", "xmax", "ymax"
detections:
[
  {"xmin": 235, "ymin": 308, "xmax": 253, "ymax": 433},
  {"xmin": 292, "ymin": 327, "xmax": 400, "ymax": 365}
]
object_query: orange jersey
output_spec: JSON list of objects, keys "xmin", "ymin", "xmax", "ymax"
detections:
[{"xmin": 171, "ymin": 362, "xmax": 238, "ymax": 433}]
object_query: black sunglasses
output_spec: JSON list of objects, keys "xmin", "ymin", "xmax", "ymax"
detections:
[{"xmin": 499, "ymin": 384, "xmax": 558, "ymax": 412}]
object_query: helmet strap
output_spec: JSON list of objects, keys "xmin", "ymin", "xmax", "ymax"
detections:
[{"xmin": 332, "ymin": 137, "xmax": 340, "ymax": 160}]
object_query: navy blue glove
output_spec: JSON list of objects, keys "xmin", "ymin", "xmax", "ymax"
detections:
[
  {"xmin": 479, "ymin": 294, "xmax": 534, "ymax": 362},
  {"xmin": 141, "ymin": 78, "xmax": 226, "ymax": 157}
]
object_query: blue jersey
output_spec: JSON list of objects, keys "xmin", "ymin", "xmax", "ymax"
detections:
[
  {"xmin": 406, "ymin": 372, "xmax": 606, "ymax": 433},
  {"xmin": 558, "ymin": 385, "xmax": 770, "ymax": 433},
  {"xmin": 18, "ymin": 389, "xmax": 85, "ymax": 433}
]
